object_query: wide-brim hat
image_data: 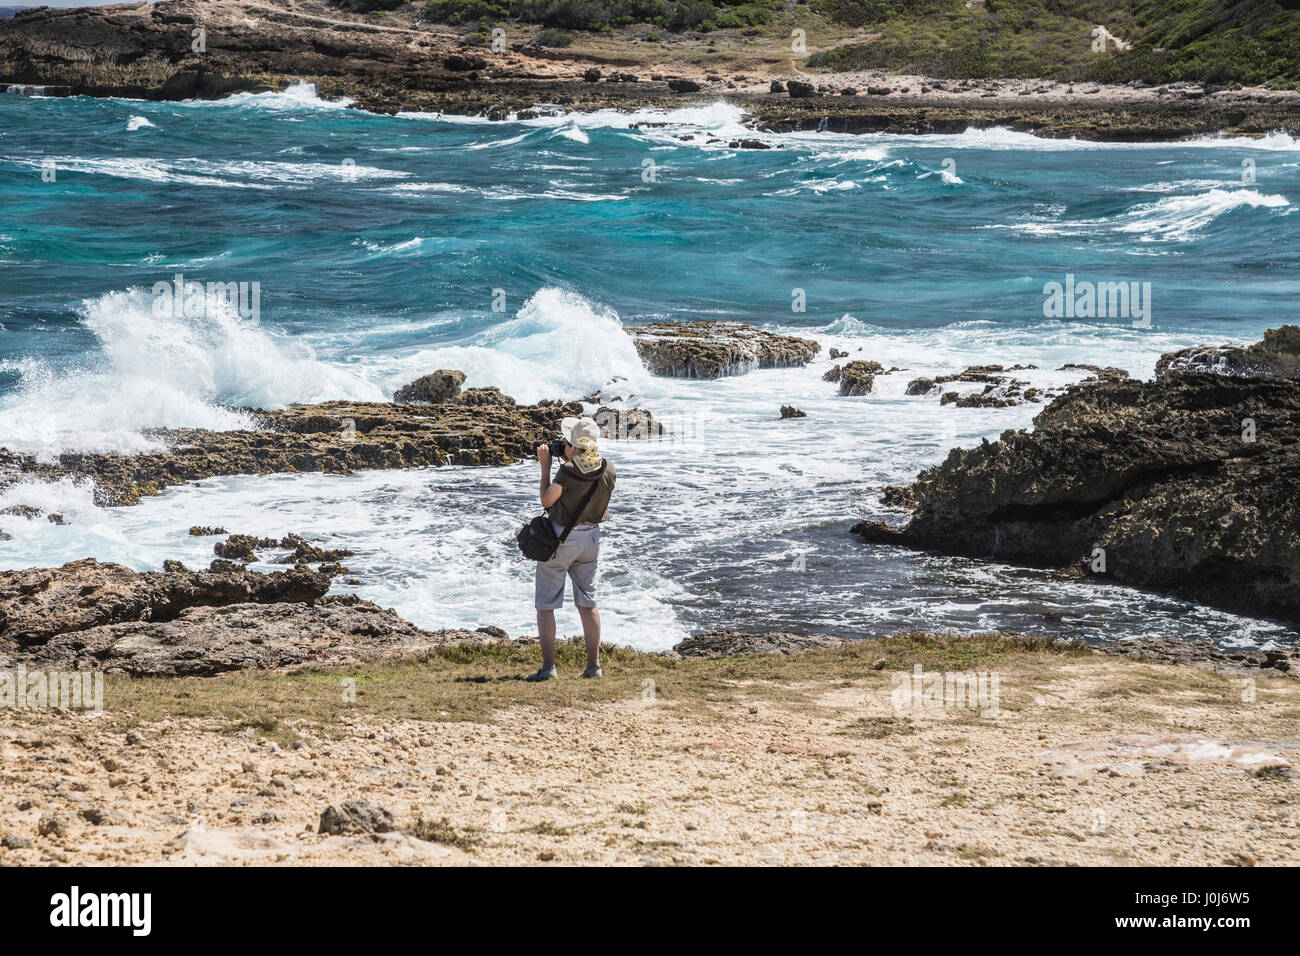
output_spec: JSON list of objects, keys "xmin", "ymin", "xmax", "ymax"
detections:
[{"xmin": 561, "ymin": 416, "xmax": 600, "ymax": 445}]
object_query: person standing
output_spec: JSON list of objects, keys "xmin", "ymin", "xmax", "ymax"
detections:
[{"xmin": 527, "ymin": 416, "xmax": 616, "ymax": 681}]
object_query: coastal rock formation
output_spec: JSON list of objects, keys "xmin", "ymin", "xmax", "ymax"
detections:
[
  {"xmin": 0, "ymin": 558, "xmax": 327, "ymax": 648},
  {"xmin": 1154, "ymin": 325, "xmax": 1300, "ymax": 379},
  {"xmin": 1097, "ymin": 637, "xmax": 1300, "ymax": 677},
  {"xmin": 854, "ymin": 331, "xmax": 1300, "ymax": 624},
  {"xmin": 0, "ymin": 560, "xmax": 497, "ymax": 675},
  {"xmin": 393, "ymin": 369, "xmax": 465, "ymax": 404},
  {"xmin": 0, "ymin": 396, "xmax": 582, "ymax": 506},
  {"xmin": 780, "ymin": 405, "xmax": 807, "ymax": 419},
  {"xmin": 673, "ymin": 630, "xmax": 843, "ymax": 658},
  {"xmin": 832, "ymin": 360, "xmax": 883, "ymax": 396},
  {"xmin": 1057, "ymin": 363, "xmax": 1130, "ymax": 383},
  {"xmin": 627, "ymin": 321, "xmax": 820, "ymax": 378},
  {"xmin": 592, "ymin": 406, "xmax": 664, "ymax": 439},
  {"xmin": 34, "ymin": 600, "xmax": 492, "ymax": 676}
]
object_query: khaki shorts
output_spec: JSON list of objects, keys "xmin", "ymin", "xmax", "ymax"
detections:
[{"xmin": 534, "ymin": 522, "xmax": 601, "ymax": 610}]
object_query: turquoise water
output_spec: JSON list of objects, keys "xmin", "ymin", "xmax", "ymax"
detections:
[{"xmin": 1, "ymin": 84, "xmax": 1297, "ymax": 648}]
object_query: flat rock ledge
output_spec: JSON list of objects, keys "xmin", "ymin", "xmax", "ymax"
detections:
[
  {"xmin": 627, "ymin": 321, "xmax": 820, "ymax": 378},
  {"xmin": 854, "ymin": 328, "xmax": 1300, "ymax": 626},
  {"xmin": 1096, "ymin": 637, "xmax": 1299, "ymax": 677},
  {"xmin": 671, "ymin": 630, "xmax": 844, "ymax": 658},
  {"xmin": 0, "ymin": 395, "xmax": 581, "ymax": 507},
  {"xmin": 0, "ymin": 559, "xmax": 503, "ymax": 676}
]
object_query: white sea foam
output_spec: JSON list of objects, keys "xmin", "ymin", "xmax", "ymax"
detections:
[
  {"xmin": 377, "ymin": 287, "xmax": 649, "ymax": 404},
  {"xmin": 992, "ymin": 188, "xmax": 1291, "ymax": 241},
  {"xmin": 126, "ymin": 115, "xmax": 155, "ymax": 131},
  {"xmin": 0, "ymin": 288, "xmax": 382, "ymax": 459},
  {"xmin": 184, "ymin": 81, "xmax": 354, "ymax": 111}
]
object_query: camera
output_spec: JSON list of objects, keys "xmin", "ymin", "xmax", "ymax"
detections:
[{"xmin": 533, "ymin": 439, "xmax": 566, "ymax": 457}]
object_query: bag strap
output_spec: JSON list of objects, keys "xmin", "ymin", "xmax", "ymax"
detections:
[{"xmin": 557, "ymin": 462, "xmax": 606, "ymax": 544}]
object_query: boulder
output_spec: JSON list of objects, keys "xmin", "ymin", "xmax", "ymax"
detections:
[
  {"xmin": 319, "ymin": 801, "xmax": 396, "ymax": 836},
  {"xmin": 837, "ymin": 360, "xmax": 882, "ymax": 396},
  {"xmin": 787, "ymin": 80, "xmax": 815, "ymax": 98},
  {"xmin": 780, "ymin": 405, "xmax": 807, "ymax": 419},
  {"xmin": 627, "ymin": 321, "xmax": 820, "ymax": 378},
  {"xmin": 667, "ymin": 78, "xmax": 701, "ymax": 93},
  {"xmin": 905, "ymin": 377, "xmax": 937, "ymax": 395},
  {"xmin": 393, "ymin": 369, "xmax": 466, "ymax": 404},
  {"xmin": 592, "ymin": 407, "xmax": 664, "ymax": 439}
]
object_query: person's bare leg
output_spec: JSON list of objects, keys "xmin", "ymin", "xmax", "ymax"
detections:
[
  {"xmin": 527, "ymin": 609, "xmax": 557, "ymax": 680},
  {"xmin": 577, "ymin": 605, "xmax": 601, "ymax": 674},
  {"xmin": 537, "ymin": 610, "xmax": 557, "ymax": 667}
]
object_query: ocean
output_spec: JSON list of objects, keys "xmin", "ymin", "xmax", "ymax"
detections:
[{"xmin": 1, "ymin": 83, "xmax": 1297, "ymax": 650}]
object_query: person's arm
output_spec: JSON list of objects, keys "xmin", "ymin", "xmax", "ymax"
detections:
[{"xmin": 538, "ymin": 447, "xmax": 564, "ymax": 508}]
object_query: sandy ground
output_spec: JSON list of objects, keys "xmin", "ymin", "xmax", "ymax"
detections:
[{"xmin": 2, "ymin": 649, "xmax": 1297, "ymax": 866}]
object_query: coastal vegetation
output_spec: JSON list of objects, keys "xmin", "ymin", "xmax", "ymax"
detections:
[{"xmin": 410, "ymin": 0, "xmax": 1300, "ymax": 88}]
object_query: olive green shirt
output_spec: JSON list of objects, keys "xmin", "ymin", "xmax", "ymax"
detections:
[{"xmin": 547, "ymin": 460, "xmax": 616, "ymax": 526}]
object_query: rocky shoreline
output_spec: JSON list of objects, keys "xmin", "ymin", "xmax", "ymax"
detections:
[
  {"xmin": 855, "ymin": 327, "xmax": 1300, "ymax": 628},
  {"xmin": 5, "ymin": 556, "xmax": 1295, "ymax": 679},
  {"xmin": 0, "ymin": 394, "xmax": 584, "ymax": 506},
  {"xmin": 3, "ymin": 0, "xmax": 1299, "ymax": 140}
]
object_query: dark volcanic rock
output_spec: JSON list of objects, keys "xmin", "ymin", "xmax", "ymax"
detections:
[
  {"xmin": 0, "ymin": 397, "xmax": 583, "ymax": 506},
  {"xmin": 854, "ymin": 332, "xmax": 1300, "ymax": 624},
  {"xmin": 786, "ymin": 80, "xmax": 815, "ymax": 98},
  {"xmin": 393, "ymin": 369, "xmax": 466, "ymax": 404},
  {"xmin": 780, "ymin": 405, "xmax": 807, "ymax": 419},
  {"xmin": 319, "ymin": 800, "xmax": 396, "ymax": 836},
  {"xmin": 627, "ymin": 321, "xmax": 820, "ymax": 378},
  {"xmin": 1058, "ymin": 363, "xmax": 1130, "ymax": 383},
  {"xmin": 592, "ymin": 407, "xmax": 664, "ymax": 439},
  {"xmin": 906, "ymin": 377, "xmax": 938, "ymax": 395},
  {"xmin": 667, "ymin": 78, "xmax": 701, "ymax": 93},
  {"xmin": 836, "ymin": 360, "xmax": 882, "ymax": 396},
  {"xmin": 0, "ymin": 559, "xmax": 327, "ymax": 649},
  {"xmin": 673, "ymin": 630, "xmax": 843, "ymax": 658},
  {"xmin": 1155, "ymin": 325, "xmax": 1300, "ymax": 379},
  {"xmin": 457, "ymin": 386, "xmax": 516, "ymax": 406}
]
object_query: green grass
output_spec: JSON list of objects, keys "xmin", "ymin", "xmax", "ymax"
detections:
[{"xmin": 804, "ymin": 0, "xmax": 1300, "ymax": 88}]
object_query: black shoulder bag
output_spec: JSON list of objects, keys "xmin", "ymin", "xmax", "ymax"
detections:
[{"xmin": 516, "ymin": 463, "xmax": 605, "ymax": 562}]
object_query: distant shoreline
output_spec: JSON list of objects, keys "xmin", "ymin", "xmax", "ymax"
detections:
[{"xmin": 3, "ymin": 0, "xmax": 1299, "ymax": 141}]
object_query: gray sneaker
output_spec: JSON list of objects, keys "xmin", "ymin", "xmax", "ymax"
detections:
[
  {"xmin": 524, "ymin": 664, "xmax": 557, "ymax": 682},
  {"xmin": 580, "ymin": 664, "xmax": 603, "ymax": 679}
]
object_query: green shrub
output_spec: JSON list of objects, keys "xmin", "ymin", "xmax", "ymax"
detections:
[{"xmin": 533, "ymin": 26, "xmax": 575, "ymax": 44}]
